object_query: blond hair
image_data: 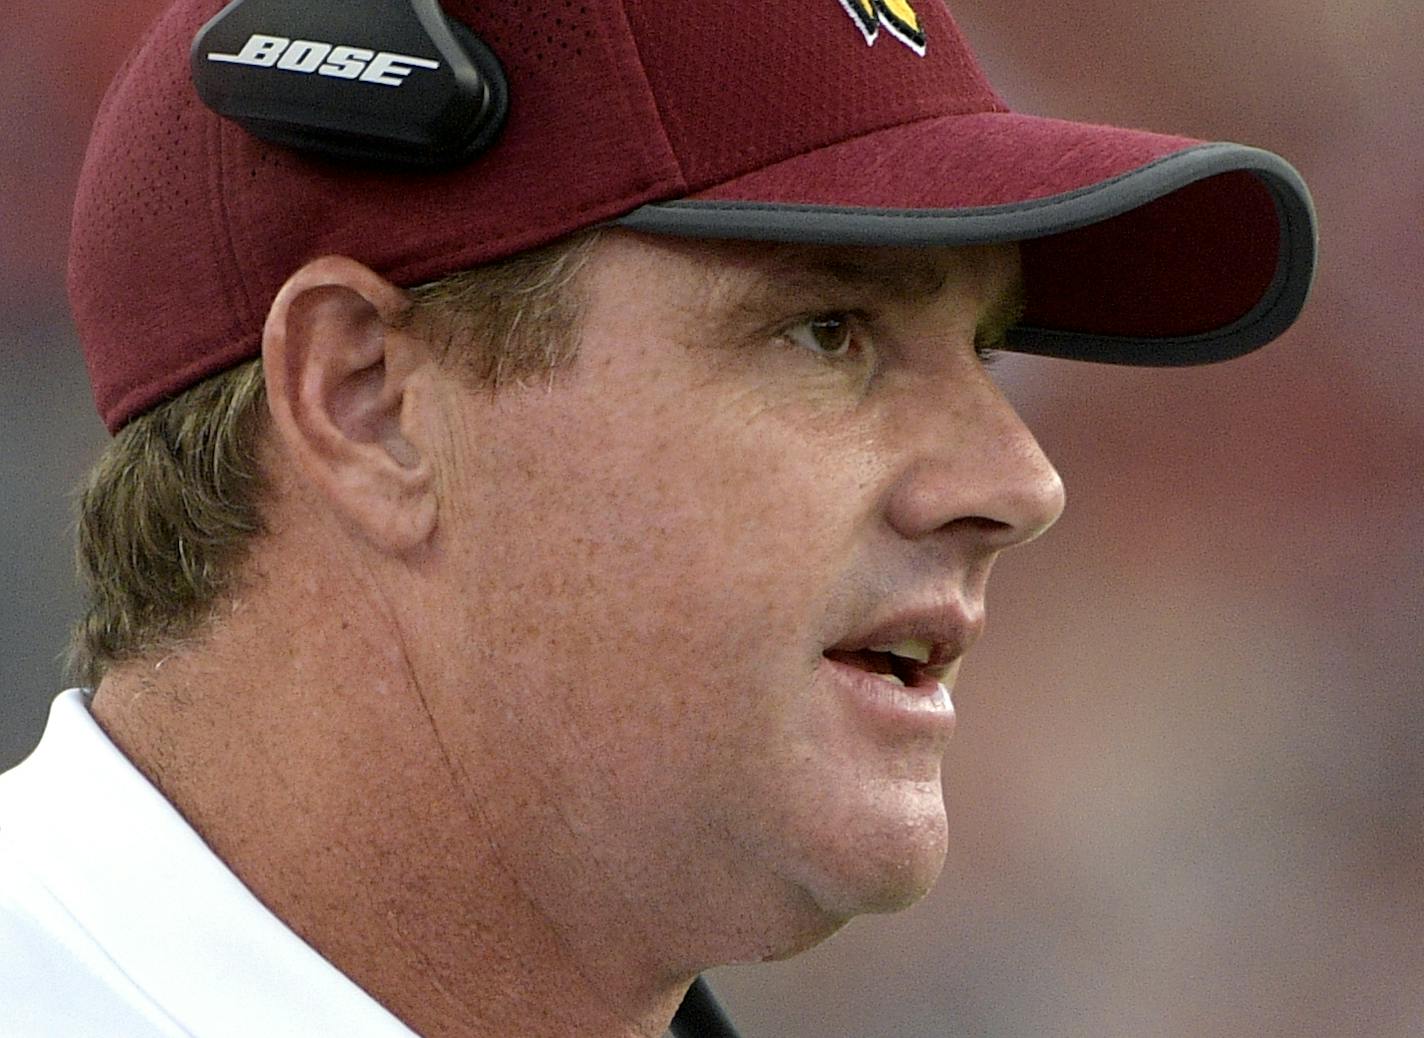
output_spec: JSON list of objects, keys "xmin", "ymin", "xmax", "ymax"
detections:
[{"xmin": 69, "ymin": 229, "xmax": 603, "ymax": 688}]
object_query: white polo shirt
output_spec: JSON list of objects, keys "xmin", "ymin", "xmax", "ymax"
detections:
[{"xmin": 0, "ymin": 689, "xmax": 419, "ymax": 1037}]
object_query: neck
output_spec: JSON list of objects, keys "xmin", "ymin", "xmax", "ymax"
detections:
[{"xmin": 91, "ymin": 552, "xmax": 691, "ymax": 1038}]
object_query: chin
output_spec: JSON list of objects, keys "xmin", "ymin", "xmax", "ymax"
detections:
[
  {"xmin": 712, "ymin": 784, "xmax": 949, "ymax": 967},
  {"xmin": 790, "ymin": 783, "xmax": 951, "ymax": 921},
  {"xmin": 813, "ymin": 838, "xmax": 948, "ymax": 919}
]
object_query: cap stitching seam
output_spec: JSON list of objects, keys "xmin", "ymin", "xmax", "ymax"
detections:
[
  {"xmin": 606, "ymin": 2, "xmax": 688, "ymax": 187},
  {"xmin": 210, "ymin": 122, "xmax": 257, "ymax": 333}
]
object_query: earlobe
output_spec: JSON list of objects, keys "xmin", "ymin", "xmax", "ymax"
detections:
[{"xmin": 262, "ymin": 256, "xmax": 439, "ymax": 553}]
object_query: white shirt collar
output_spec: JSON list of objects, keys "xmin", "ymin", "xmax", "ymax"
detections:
[{"xmin": 1, "ymin": 688, "xmax": 419, "ymax": 1037}]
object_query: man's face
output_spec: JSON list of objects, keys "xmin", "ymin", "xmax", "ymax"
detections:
[{"xmin": 414, "ymin": 230, "xmax": 1064, "ymax": 962}]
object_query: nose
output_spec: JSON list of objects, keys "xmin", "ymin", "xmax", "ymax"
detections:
[{"xmin": 882, "ymin": 366, "xmax": 1066, "ymax": 553}]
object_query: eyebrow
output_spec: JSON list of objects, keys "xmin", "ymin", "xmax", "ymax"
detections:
[
  {"xmin": 747, "ymin": 253, "xmax": 953, "ymax": 304},
  {"xmin": 740, "ymin": 252, "xmax": 1028, "ymax": 338},
  {"xmin": 794, "ymin": 255, "xmax": 953, "ymax": 302}
]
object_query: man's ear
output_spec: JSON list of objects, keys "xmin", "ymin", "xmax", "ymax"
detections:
[{"xmin": 262, "ymin": 255, "xmax": 438, "ymax": 553}]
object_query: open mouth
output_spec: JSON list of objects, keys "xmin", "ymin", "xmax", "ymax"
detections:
[
  {"xmin": 824, "ymin": 648, "xmax": 925, "ymax": 688},
  {"xmin": 821, "ymin": 641, "xmax": 957, "ymax": 734}
]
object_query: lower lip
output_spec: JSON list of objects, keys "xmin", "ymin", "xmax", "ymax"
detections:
[{"xmin": 822, "ymin": 656, "xmax": 957, "ymax": 740}]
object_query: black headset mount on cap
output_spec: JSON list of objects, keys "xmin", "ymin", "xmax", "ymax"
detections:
[{"xmin": 191, "ymin": 0, "xmax": 509, "ymax": 168}]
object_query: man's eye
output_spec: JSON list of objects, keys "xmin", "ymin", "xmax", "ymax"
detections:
[{"xmin": 783, "ymin": 313, "xmax": 859, "ymax": 358}]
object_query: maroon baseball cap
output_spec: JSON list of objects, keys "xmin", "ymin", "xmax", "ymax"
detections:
[{"xmin": 70, "ymin": 0, "xmax": 1317, "ymax": 434}]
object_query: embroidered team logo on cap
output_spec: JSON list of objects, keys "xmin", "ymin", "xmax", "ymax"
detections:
[{"xmin": 837, "ymin": 0, "xmax": 927, "ymax": 55}]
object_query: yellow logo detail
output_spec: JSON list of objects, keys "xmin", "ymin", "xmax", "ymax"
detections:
[{"xmin": 837, "ymin": 0, "xmax": 927, "ymax": 55}]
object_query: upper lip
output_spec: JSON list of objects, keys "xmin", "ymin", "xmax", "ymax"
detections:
[{"xmin": 826, "ymin": 600, "xmax": 984, "ymax": 671}]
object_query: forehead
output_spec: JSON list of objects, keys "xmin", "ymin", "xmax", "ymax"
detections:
[{"xmin": 600, "ymin": 232, "xmax": 1019, "ymax": 297}]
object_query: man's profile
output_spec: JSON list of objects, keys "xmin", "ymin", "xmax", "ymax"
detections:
[{"xmin": 0, "ymin": 1, "xmax": 1316, "ymax": 1035}]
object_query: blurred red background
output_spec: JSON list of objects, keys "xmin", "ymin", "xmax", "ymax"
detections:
[{"xmin": 2, "ymin": 3, "xmax": 1420, "ymax": 1036}]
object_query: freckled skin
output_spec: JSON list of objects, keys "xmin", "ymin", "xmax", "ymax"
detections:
[
  {"xmin": 92, "ymin": 231, "xmax": 1064, "ymax": 1037},
  {"xmin": 408, "ymin": 232, "xmax": 1064, "ymax": 957}
]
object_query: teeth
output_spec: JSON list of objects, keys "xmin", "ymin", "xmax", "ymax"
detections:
[
  {"xmin": 870, "ymin": 671, "xmax": 906, "ymax": 686},
  {"xmin": 868, "ymin": 638, "xmax": 932, "ymax": 664}
]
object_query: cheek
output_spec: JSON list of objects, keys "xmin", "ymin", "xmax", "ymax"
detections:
[
  {"xmin": 440, "ymin": 387, "xmax": 851, "ymax": 758},
  {"xmin": 429, "ymin": 372, "xmax": 953, "ymax": 920}
]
